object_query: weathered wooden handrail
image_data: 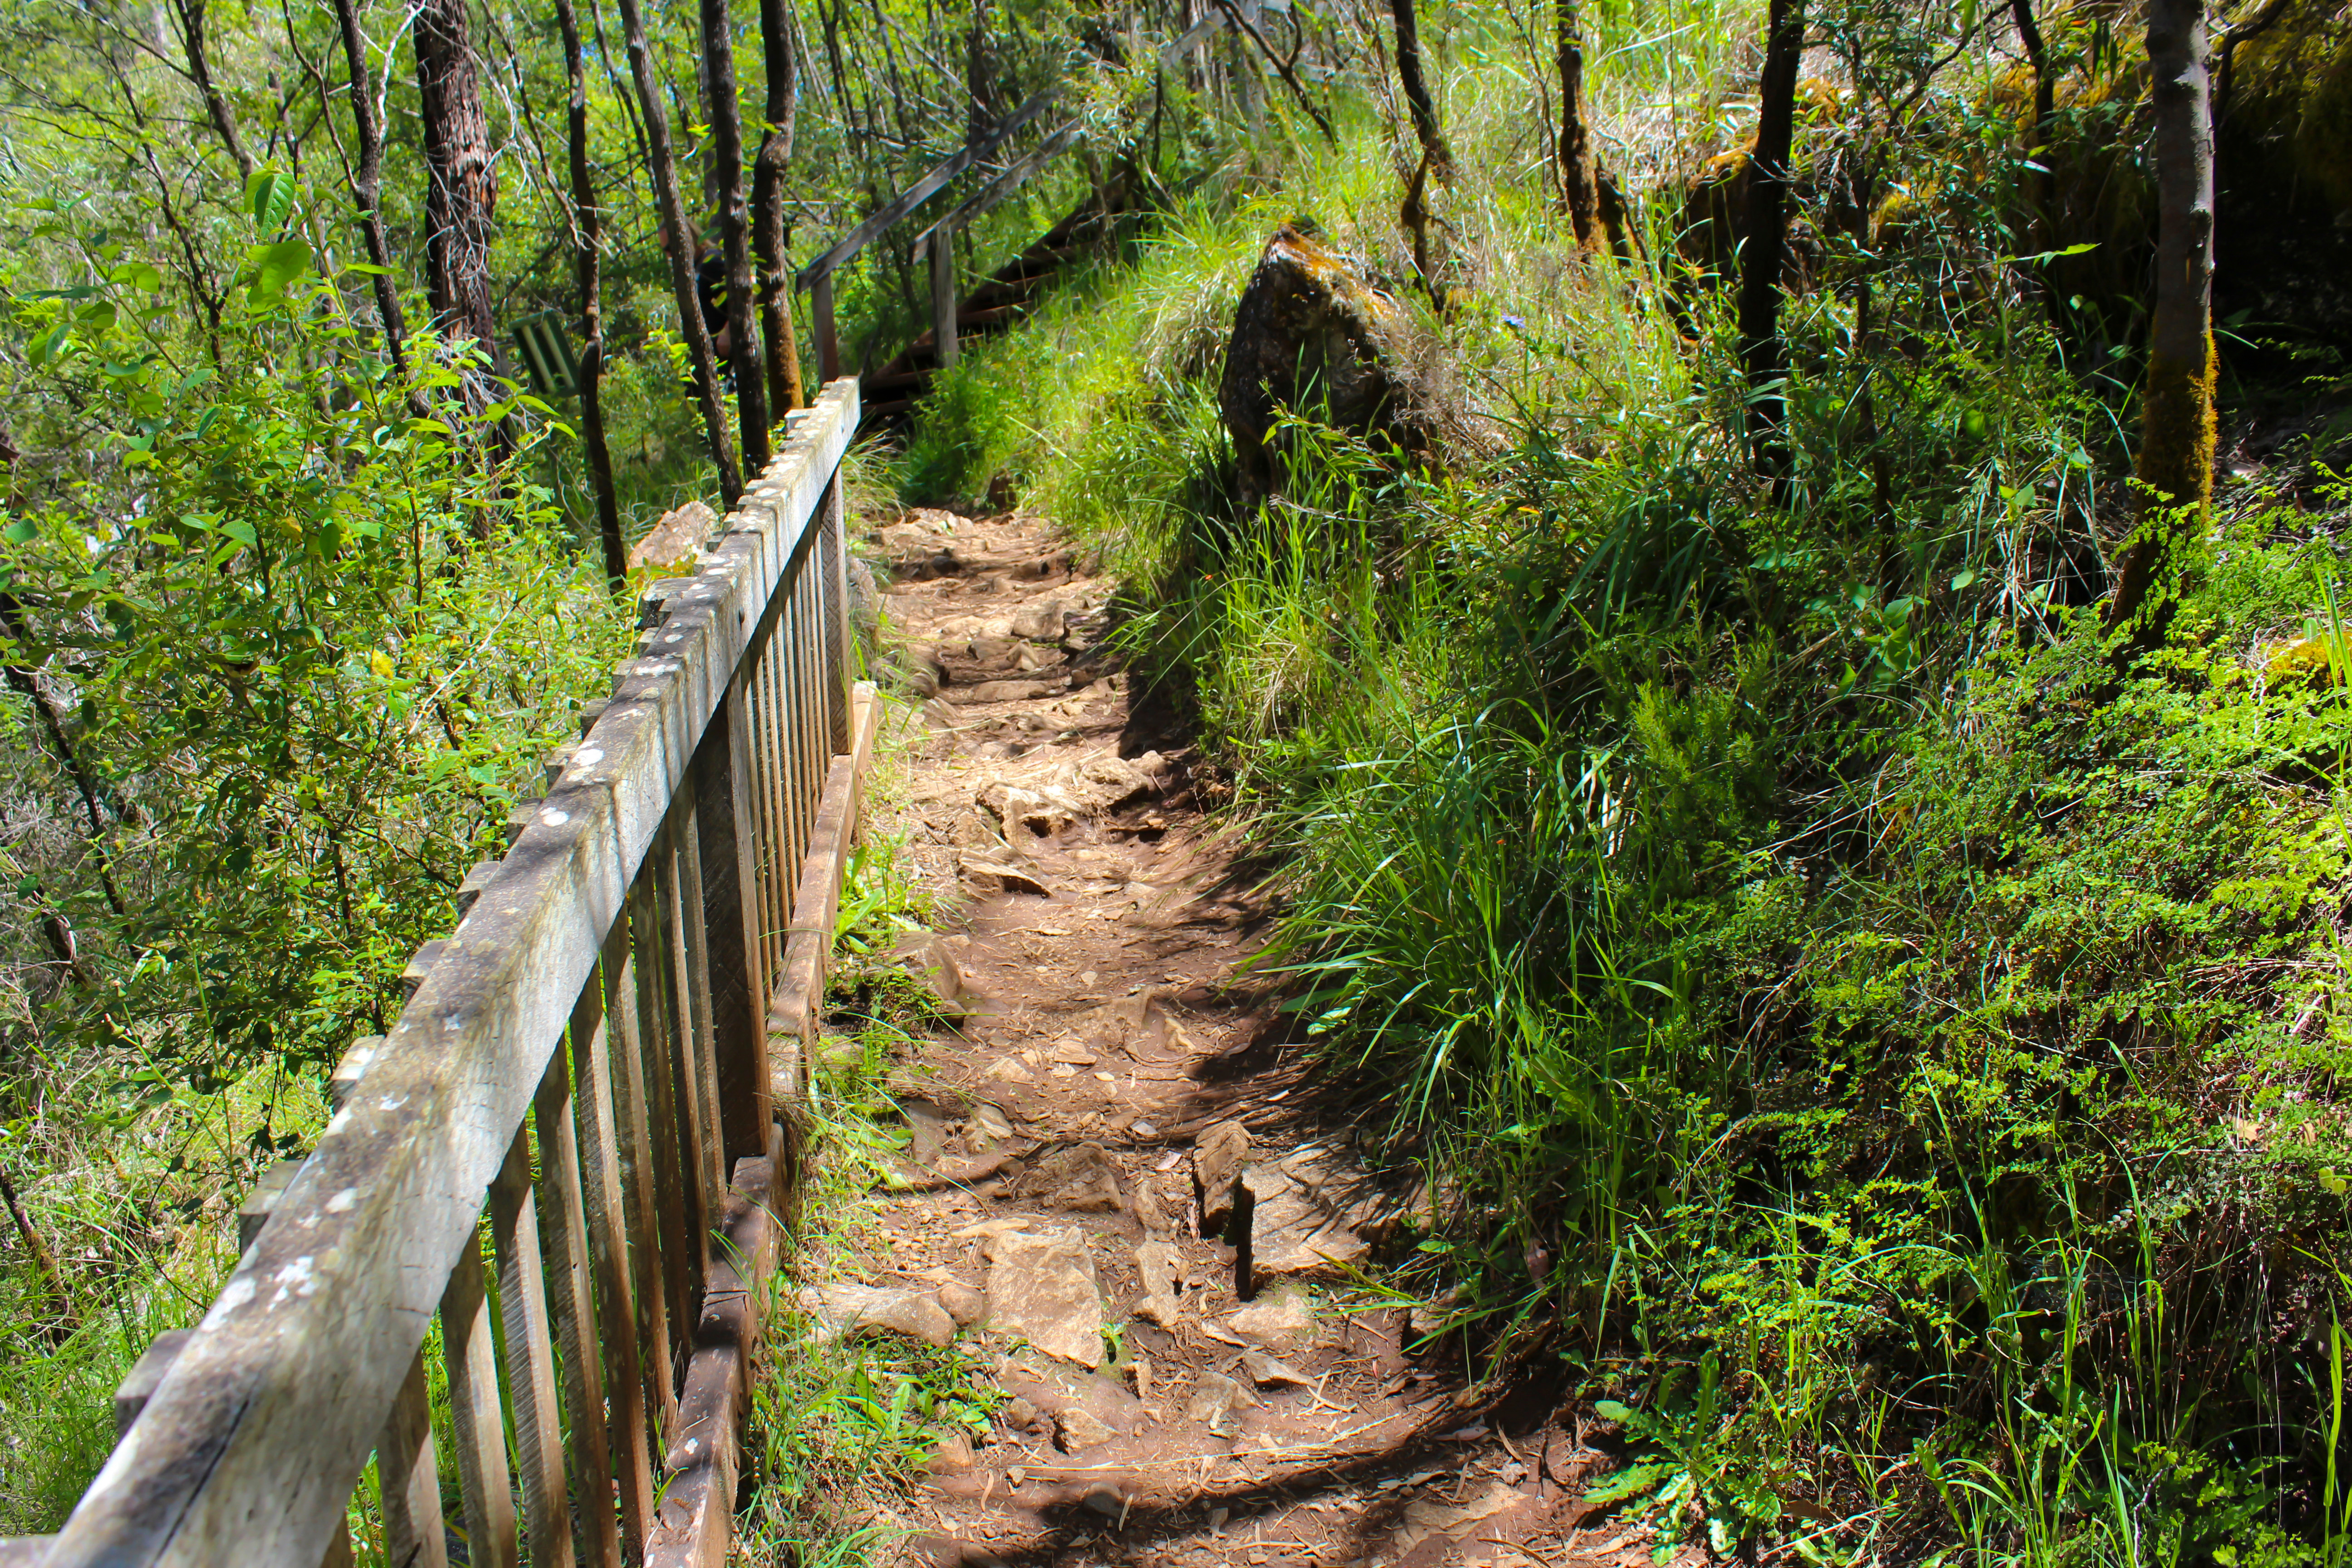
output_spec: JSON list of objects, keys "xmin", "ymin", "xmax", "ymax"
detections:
[{"xmin": 44, "ymin": 378, "xmax": 875, "ymax": 1568}]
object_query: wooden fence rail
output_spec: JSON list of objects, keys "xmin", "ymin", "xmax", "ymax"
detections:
[{"xmin": 29, "ymin": 378, "xmax": 874, "ymax": 1568}]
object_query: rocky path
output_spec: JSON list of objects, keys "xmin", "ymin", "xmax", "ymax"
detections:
[{"xmin": 807, "ymin": 505, "xmax": 1640, "ymax": 1568}]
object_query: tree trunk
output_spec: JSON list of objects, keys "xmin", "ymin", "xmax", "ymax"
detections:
[
  {"xmin": 414, "ymin": 0, "xmax": 509, "ymax": 451},
  {"xmin": 170, "ymin": 0, "xmax": 256, "ymax": 183},
  {"xmin": 752, "ymin": 0, "xmax": 804, "ymax": 412},
  {"xmin": 0, "ymin": 1164, "xmax": 76, "ymax": 1342},
  {"xmin": 328, "ymin": 0, "xmax": 407, "ymax": 371},
  {"xmin": 617, "ymin": 0, "xmax": 743, "ymax": 505},
  {"xmin": 1556, "ymin": 0, "xmax": 1601, "ymax": 250},
  {"xmin": 1737, "ymin": 0, "xmax": 1803, "ymax": 502},
  {"xmin": 1389, "ymin": 0, "xmax": 1452, "ymax": 177},
  {"xmin": 704, "ymin": 0, "xmax": 771, "ymax": 473},
  {"xmin": 2105, "ymin": 0, "xmax": 2217, "ymax": 642},
  {"xmin": 554, "ymin": 0, "xmax": 624, "ymax": 592},
  {"xmin": 2011, "ymin": 0, "xmax": 2054, "ymax": 256}
]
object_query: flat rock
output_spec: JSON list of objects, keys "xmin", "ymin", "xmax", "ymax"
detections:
[
  {"xmin": 1228, "ymin": 1285, "xmax": 1317, "ymax": 1352},
  {"xmin": 1394, "ymin": 1481, "xmax": 1523, "ymax": 1556},
  {"xmin": 985, "ymin": 1227, "xmax": 1104, "ymax": 1367},
  {"xmin": 965, "ymin": 678, "xmax": 1058, "ymax": 703},
  {"xmin": 1248, "ymin": 1165, "xmax": 1371, "ymax": 1277},
  {"xmin": 959, "ymin": 852, "xmax": 1052, "ymax": 897},
  {"xmin": 805, "ymin": 1284, "xmax": 956, "ymax": 1348},
  {"xmin": 998, "ymin": 1357, "xmax": 1144, "ymax": 1438},
  {"xmin": 1010, "ymin": 600, "xmax": 1066, "ymax": 642},
  {"xmin": 1017, "ymin": 1142, "xmax": 1126, "ymax": 1213},
  {"xmin": 1240, "ymin": 1348, "xmax": 1311, "ymax": 1387},
  {"xmin": 1184, "ymin": 1369, "xmax": 1251, "ymax": 1438}
]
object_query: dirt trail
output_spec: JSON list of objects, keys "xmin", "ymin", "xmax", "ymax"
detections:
[{"xmin": 818, "ymin": 505, "xmax": 1637, "ymax": 1568}]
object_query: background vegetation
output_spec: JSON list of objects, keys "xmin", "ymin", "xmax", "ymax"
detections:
[{"xmin": 897, "ymin": 0, "xmax": 2352, "ymax": 1559}]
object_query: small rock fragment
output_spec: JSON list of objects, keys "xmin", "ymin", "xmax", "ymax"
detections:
[
  {"xmin": 1079, "ymin": 1481, "xmax": 1127, "ymax": 1520},
  {"xmin": 1131, "ymin": 1178, "xmax": 1172, "ymax": 1237},
  {"xmin": 1132, "ymin": 1238, "xmax": 1185, "ymax": 1327},
  {"xmin": 929, "ymin": 1431, "xmax": 975, "ymax": 1473},
  {"xmin": 1228, "ymin": 1286, "xmax": 1318, "ymax": 1352},
  {"xmin": 983, "ymin": 1056, "xmax": 1035, "ymax": 1085},
  {"xmin": 1056, "ymin": 1406, "xmax": 1116, "ymax": 1450},
  {"xmin": 1194, "ymin": 1120, "xmax": 1252, "ymax": 1232},
  {"xmin": 1185, "ymin": 1370, "xmax": 1250, "ymax": 1438},
  {"xmin": 1240, "ymin": 1348, "xmax": 1311, "ymax": 1387},
  {"xmin": 1018, "ymin": 1142, "xmax": 1127, "ymax": 1213},
  {"xmin": 970, "ymin": 1102, "xmax": 1014, "ymax": 1142},
  {"xmin": 804, "ymin": 1284, "xmax": 956, "ymax": 1348},
  {"xmin": 935, "ymin": 1152, "xmax": 1013, "ymax": 1186},
  {"xmin": 960, "ymin": 852, "xmax": 1053, "ymax": 897},
  {"xmin": 936, "ymin": 1281, "xmax": 987, "ymax": 1327}
]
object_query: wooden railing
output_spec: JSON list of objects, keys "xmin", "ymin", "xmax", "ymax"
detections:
[{"xmin": 31, "ymin": 378, "xmax": 874, "ymax": 1568}]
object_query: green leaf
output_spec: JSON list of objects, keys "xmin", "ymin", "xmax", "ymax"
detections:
[
  {"xmin": 1581, "ymin": 1461, "xmax": 1679, "ymax": 1507},
  {"xmin": 250, "ymin": 240, "xmax": 314, "ymax": 301},
  {"xmin": 249, "ymin": 168, "xmax": 298, "ymax": 232},
  {"xmin": 4, "ymin": 519, "xmax": 37, "ymax": 544},
  {"xmin": 1593, "ymin": 1399, "xmax": 1635, "ymax": 1421}
]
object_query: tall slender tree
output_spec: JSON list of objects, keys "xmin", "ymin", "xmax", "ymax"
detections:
[
  {"xmin": 1738, "ymin": 0, "xmax": 1804, "ymax": 500},
  {"xmin": 752, "ymin": 0, "xmax": 805, "ymax": 412},
  {"xmin": 169, "ymin": 0, "xmax": 255, "ymax": 183},
  {"xmin": 328, "ymin": 0, "xmax": 407, "ymax": 370},
  {"xmin": 2105, "ymin": 0, "xmax": 2217, "ymax": 642},
  {"xmin": 617, "ymin": 0, "xmax": 742, "ymax": 504},
  {"xmin": 1557, "ymin": 0, "xmax": 1601, "ymax": 250},
  {"xmin": 1390, "ymin": 0, "xmax": 1453, "ymax": 176},
  {"xmin": 554, "ymin": 0, "xmax": 625, "ymax": 591},
  {"xmin": 703, "ymin": 0, "xmax": 770, "ymax": 472},
  {"xmin": 414, "ymin": 0, "xmax": 508, "ymax": 441}
]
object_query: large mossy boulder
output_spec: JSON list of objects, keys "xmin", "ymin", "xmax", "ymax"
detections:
[{"xmin": 1218, "ymin": 224, "xmax": 1426, "ymax": 508}]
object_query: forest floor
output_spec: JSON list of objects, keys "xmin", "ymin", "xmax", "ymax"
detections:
[{"xmin": 794, "ymin": 504, "xmax": 1661, "ymax": 1568}]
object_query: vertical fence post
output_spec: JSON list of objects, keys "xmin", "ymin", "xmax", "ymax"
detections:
[
  {"xmin": 576, "ymin": 921, "xmax": 659, "ymax": 1557},
  {"xmin": 812, "ymin": 271, "xmax": 839, "ymax": 380},
  {"xmin": 930, "ymin": 228, "xmax": 958, "ymax": 372},
  {"xmin": 822, "ymin": 474, "xmax": 851, "ymax": 755},
  {"xmin": 696, "ymin": 686, "xmax": 771, "ymax": 1161},
  {"xmin": 443, "ymin": 1235, "xmax": 521, "ymax": 1568}
]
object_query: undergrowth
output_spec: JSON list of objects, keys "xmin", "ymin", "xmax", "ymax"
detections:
[{"xmin": 891, "ymin": 5, "xmax": 2352, "ymax": 1563}]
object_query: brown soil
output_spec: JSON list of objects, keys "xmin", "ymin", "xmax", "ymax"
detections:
[{"xmin": 815, "ymin": 506, "xmax": 1651, "ymax": 1568}]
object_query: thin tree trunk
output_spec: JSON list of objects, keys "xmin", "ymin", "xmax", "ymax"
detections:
[
  {"xmin": 1556, "ymin": 0, "xmax": 1600, "ymax": 249},
  {"xmin": 0, "ymin": 595, "xmax": 126, "ymax": 917},
  {"xmin": 171, "ymin": 0, "xmax": 256, "ymax": 183},
  {"xmin": 1738, "ymin": 0, "xmax": 1803, "ymax": 502},
  {"xmin": 704, "ymin": 0, "xmax": 771, "ymax": 474},
  {"xmin": 753, "ymin": 0, "xmax": 804, "ymax": 412},
  {"xmin": 414, "ymin": 0, "xmax": 511, "ymax": 462},
  {"xmin": 328, "ymin": 0, "xmax": 407, "ymax": 371},
  {"xmin": 2105, "ymin": 0, "xmax": 2217, "ymax": 642},
  {"xmin": 617, "ymin": 0, "xmax": 743, "ymax": 505},
  {"xmin": 554, "ymin": 0, "xmax": 625, "ymax": 592},
  {"xmin": 2010, "ymin": 0, "xmax": 2054, "ymax": 255},
  {"xmin": 1389, "ymin": 0, "xmax": 1452, "ymax": 177},
  {"xmin": 0, "ymin": 1164, "xmax": 76, "ymax": 1341}
]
